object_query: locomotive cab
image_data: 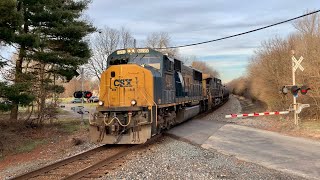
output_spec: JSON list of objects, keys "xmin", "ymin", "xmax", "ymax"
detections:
[{"xmin": 108, "ymin": 49, "xmax": 163, "ymax": 70}]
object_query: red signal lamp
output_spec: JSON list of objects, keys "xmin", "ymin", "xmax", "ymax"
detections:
[
  {"xmin": 84, "ymin": 91, "xmax": 93, "ymax": 98},
  {"xmin": 300, "ymin": 86, "xmax": 310, "ymax": 95}
]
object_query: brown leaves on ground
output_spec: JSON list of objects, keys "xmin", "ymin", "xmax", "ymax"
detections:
[{"xmin": 0, "ymin": 119, "xmax": 88, "ymax": 171}]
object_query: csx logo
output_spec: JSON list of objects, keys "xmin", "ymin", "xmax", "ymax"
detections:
[{"xmin": 114, "ymin": 79, "xmax": 132, "ymax": 87}]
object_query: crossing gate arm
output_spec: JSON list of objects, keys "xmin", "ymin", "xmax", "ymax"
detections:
[{"xmin": 225, "ymin": 111, "xmax": 290, "ymax": 118}]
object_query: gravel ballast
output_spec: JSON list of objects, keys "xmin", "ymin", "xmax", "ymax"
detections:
[
  {"xmin": 101, "ymin": 136, "xmax": 305, "ymax": 180},
  {"xmin": 204, "ymin": 95, "xmax": 272, "ymax": 128},
  {"xmin": 0, "ymin": 138, "xmax": 99, "ymax": 180}
]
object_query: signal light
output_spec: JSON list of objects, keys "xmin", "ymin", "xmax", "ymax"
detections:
[
  {"xmin": 291, "ymin": 86, "xmax": 300, "ymax": 97},
  {"xmin": 73, "ymin": 91, "xmax": 93, "ymax": 98},
  {"xmin": 84, "ymin": 91, "xmax": 93, "ymax": 98},
  {"xmin": 300, "ymin": 86, "xmax": 310, "ymax": 95},
  {"xmin": 73, "ymin": 91, "xmax": 83, "ymax": 98}
]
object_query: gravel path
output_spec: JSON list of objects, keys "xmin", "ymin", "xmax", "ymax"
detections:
[
  {"xmin": 205, "ymin": 95, "xmax": 272, "ymax": 129},
  {"xmin": 102, "ymin": 136, "xmax": 304, "ymax": 180}
]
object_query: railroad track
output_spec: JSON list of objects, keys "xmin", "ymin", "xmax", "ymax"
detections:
[{"xmin": 12, "ymin": 135, "xmax": 162, "ymax": 180}]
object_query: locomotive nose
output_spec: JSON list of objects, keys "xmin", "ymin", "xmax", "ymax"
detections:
[{"xmin": 99, "ymin": 64, "xmax": 154, "ymax": 108}]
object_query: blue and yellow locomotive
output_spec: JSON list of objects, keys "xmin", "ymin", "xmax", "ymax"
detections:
[{"xmin": 89, "ymin": 48, "xmax": 229, "ymax": 144}]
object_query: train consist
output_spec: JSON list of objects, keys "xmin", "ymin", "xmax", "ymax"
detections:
[{"xmin": 89, "ymin": 48, "xmax": 229, "ymax": 144}]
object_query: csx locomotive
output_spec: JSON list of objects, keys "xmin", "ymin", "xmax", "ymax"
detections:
[{"xmin": 89, "ymin": 48, "xmax": 229, "ymax": 144}]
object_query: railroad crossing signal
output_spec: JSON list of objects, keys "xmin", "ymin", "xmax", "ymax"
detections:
[
  {"xmin": 84, "ymin": 91, "xmax": 93, "ymax": 98},
  {"xmin": 74, "ymin": 91, "xmax": 83, "ymax": 98},
  {"xmin": 73, "ymin": 91, "xmax": 93, "ymax": 98},
  {"xmin": 292, "ymin": 56, "xmax": 304, "ymax": 72},
  {"xmin": 280, "ymin": 85, "xmax": 310, "ymax": 96}
]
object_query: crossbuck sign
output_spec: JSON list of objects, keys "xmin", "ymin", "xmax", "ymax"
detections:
[{"xmin": 292, "ymin": 56, "xmax": 304, "ymax": 72}]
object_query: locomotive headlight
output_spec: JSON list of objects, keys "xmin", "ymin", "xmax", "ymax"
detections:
[
  {"xmin": 98, "ymin": 100, "xmax": 104, "ymax": 106},
  {"xmin": 131, "ymin": 100, "xmax": 137, "ymax": 106}
]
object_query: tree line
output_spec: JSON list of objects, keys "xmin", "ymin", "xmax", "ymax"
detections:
[
  {"xmin": 86, "ymin": 27, "xmax": 219, "ymax": 80},
  {"xmin": 67, "ymin": 28, "xmax": 220, "ymax": 97},
  {"xmin": 228, "ymin": 13, "xmax": 320, "ymax": 120},
  {"xmin": 0, "ymin": 0, "xmax": 94, "ymax": 123},
  {"xmin": 0, "ymin": 0, "xmax": 219, "ymax": 124}
]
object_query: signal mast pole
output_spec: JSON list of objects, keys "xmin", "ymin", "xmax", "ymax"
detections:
[
  {"xmin": 291, "ymin": 50, "xmax": 298, "ymax": 126},
  {"xmin": 81, "ymin": 67, "xmax": 84, "ymax": 125}
]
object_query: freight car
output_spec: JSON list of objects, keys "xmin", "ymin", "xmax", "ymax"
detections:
[{"xmin": 89, "ymin": 48, "xmax": 229, "ymax": 144}]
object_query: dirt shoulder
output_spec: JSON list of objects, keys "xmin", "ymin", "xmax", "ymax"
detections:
[{"xmin": 0, "ymin": 114, "xmax": 98, "ymax": 179}]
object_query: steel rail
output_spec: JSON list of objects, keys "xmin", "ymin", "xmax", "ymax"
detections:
[
  {"xmin": 11, "ymin": 145, "xmax": 108, "ymax": 180},
  {"xmin": 11, "ymin": 134, "xmax": 162, "ymax": 180},
  {"xmin": 64, "ymin": 134, "xmax": 162, "ymax": 180}
]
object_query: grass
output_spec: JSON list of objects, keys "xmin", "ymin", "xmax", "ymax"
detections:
[
  {"xmin": 16, "ymin": 139, "xmax": 47, "ymax": 154},
  {"xmin": 57, "ymin": 119, "xmax": 88, "ymax": 133},
  {"xmin": 58, "ymin": 97, "xmax": 74, "ymax": 103},
  {"xmin": 0, "ymin": 116, "xmax": 88, "ymax": 159},
  {"xmin": 301, "ymin": 121, "xmax": 320, "ymax": 133},
  {"xmin": 83, "ymin": 103, "xmax": 98, "ymax": 107}
]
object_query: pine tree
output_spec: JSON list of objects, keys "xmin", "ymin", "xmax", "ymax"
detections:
[{"xmin": 0, "ymin": 0, "xmax": 95, "ymax": 121}]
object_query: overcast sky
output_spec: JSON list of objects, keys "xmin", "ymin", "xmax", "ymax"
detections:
[{"xmin": 86, "ymin": 0, "xmax": 319, "ymax": 82}]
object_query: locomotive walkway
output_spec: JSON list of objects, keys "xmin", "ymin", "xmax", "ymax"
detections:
[{"xmin": 167, "ymin": 118, "xmax": 320, "ymax": 180}]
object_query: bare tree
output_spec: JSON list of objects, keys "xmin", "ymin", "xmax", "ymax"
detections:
[
  {"xmin": 145, "ymin": 32, "xmax": 179, "ymax": 58},
  {"xmin": 182, "ymin": 55, "xmax": 220, "ymax": 77},
  {"xmin": 86, "ymin": 26, "xmax": 136, "ymax": 80},
  {"xmin": 292, "ymin": 13, "xmax": 320, "ymax": 119},
  {"xmin": 191, "ymin": 60, "xmax": 220, "ymax": 78},
  {"xmin": 120, "ymin": 27, "xmax": 134, "ymax": 49},
  {"xmin": 0, "ymin": 45, "xmax": 12, "ymax": 68},
  {"xmin": 230, "ymin": 12, "xmax": 320, "ymax": 121}
]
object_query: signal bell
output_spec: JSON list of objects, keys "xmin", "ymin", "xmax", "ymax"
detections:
[{"xmin": 281, "ymin": 86, "xmax": 289, "ymax": 95}]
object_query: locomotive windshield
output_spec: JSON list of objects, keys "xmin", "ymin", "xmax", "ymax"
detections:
[
  {"xmin": 108, "ymin": 48, "xmax": 163, "ymax": 71},
  {"xmin": 132, "ymin": 55, "xmax": 161, "ymax": 70}
]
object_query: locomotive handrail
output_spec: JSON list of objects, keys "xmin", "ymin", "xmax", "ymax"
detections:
[{"xmin": 139, "ymin": 87, "xmax": 158, "ymax": 126}]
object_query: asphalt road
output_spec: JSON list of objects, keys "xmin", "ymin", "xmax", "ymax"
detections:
[
  {"xmin": 168, "ymin": 118, "xmax": 320, "ymax": 180},
  {"xmin": 59, "ymin": 103, "xmax": 97, "ymax": 119}
]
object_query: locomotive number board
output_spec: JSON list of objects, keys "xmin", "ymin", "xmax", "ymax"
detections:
[{"xmin": 117, "ymin": 48, "xmax": 150, "ymax": 55}]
